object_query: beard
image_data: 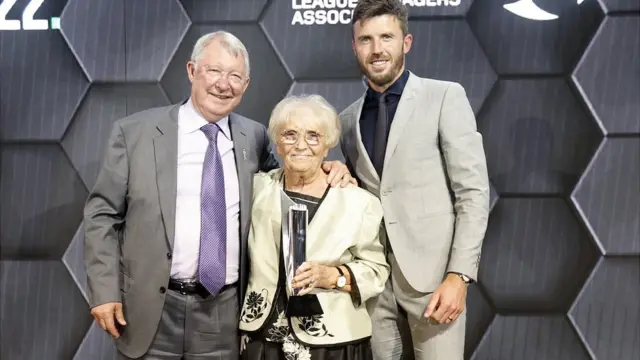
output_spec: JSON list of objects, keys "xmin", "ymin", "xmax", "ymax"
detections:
[{"xmin": 357, "ymin": 52, "xmax": 405, "ymax": 89}]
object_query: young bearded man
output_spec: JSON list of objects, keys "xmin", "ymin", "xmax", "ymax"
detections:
[{"xmin": 339, "ymin": 1, "xmax": 490, "ymax": 359}]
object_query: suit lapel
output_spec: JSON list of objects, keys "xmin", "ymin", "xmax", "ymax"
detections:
[
  {"xmin": 261, "ymin": 171, "xmax": 284, "ymax": 250},
  {"xmin": 383, "ymin": 73, "xmax": 418, "ymax": 181},
  {"xmin": 349, "ymin": 73, "xmax": 420, "ymax": 186},
  {"xmin": 351, "ymin": 97, "xmax": 380, "ymax": 184},
  {"xmin": 229, "ymin": 114, "xmax": 251, "ymax": 240},
  {"xmin": 154, "ymin": 104, "xmax": 181, "ymax": 250}
]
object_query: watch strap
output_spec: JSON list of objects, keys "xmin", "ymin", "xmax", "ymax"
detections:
[
  {"xmin": 335, "ymin": 266, "xmax": 347, "ymax": 289},
  {"xmin": 458, "ymin": 273, "xmax": 471, "ymax": 283}
]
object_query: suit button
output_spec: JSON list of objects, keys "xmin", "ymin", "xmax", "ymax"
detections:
[
  {"xmin": 166, "ymin": 253, "xmax": 172, "ymax": 259},
  {"xmin": 159, "ymin": 286, "xmax": 166, "ymax": 294}
]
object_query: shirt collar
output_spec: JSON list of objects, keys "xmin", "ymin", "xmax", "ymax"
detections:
[
  {"xmin": 179, "ymin": 98, "xmax": 231, "ymax": 140},
  {"xmin": 366, "ymin": 69, "xmax": 410, "ymax": 100}
]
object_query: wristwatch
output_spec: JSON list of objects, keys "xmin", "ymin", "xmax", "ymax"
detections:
[
  {"xmin": 457, "ymin": 273, "xmax": 471, "ymax": 284},
  {"xmin": 335, "ymin": 267, "xmax": 347, "ymax": 289}
]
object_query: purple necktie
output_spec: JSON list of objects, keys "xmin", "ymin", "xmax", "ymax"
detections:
[{"xmin": 198, "ymin": 123, "xmax": 227, "ymax": 295}]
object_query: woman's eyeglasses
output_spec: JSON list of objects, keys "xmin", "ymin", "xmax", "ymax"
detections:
[{"xmin": 280, "ymin": 130, "xmax": 323, "ymax": 146}]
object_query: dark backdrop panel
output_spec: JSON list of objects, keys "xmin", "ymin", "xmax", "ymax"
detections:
[
  {"xmin": 468, "ymin": 0, "xmax": 604, "ymax": 75},
  {"xmin": 0, "ymin": 144, "xmax": 88, "ymax": 260},
  {"xmin": 479, "ymin": 198, "xmax": 599, "ymax": 312},
  {"xmin": 0, "ymin": 261, "xmax": 92, "ymax": 360},
  {"xmin": 600, "ymin": 0, "xmax": 640, "ymax": 12},
  {"xmin": 1, "ymin": 1, "xmax": 638, "ymax": 359},
  {"xmin": 569, "ymin": 257, "xmax": 640, "ymax": 360},
  {"xmin": 180, "ymin": 0, "xmax": 268, "ymax": 22},
  {"xmin": 61, "ymin": 0, "xmax": 190, "ymax": 82},
  {"xmin": 472, "ymin": 315, "xmax": 592, "ymax": 360},
  {"xmin": 0, "ymin": 31, "xmax": 89, "ymax": 141},
  {"xmin": 573, "ymin": 15, "xmax": 640, "ymax": 135},
  {"xmin": 478, "ymin": 78, "xmax": 603, "ymax": 195},
  {"xmin": 60, "ymin": 0, "xmax": 126, "ymax": 82},
  {"xmin": 572, "ymin": 138, "xmax": 640, "ymax": 255}
]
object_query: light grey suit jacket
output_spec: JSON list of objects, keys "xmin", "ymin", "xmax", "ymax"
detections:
[
  {"xmin": 83, "ymin": 102, "xmax": 278, "ymax": 358},
  {"xmin": 340, "ymin": 72, "xmax": 490, "ymax": 294}
]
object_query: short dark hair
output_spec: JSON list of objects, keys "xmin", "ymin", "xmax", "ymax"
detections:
[{"xmin": 352, "ymin": 0, "xmax": 409, "ymax": 36}]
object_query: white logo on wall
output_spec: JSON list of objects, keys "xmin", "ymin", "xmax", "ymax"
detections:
[
  {"xmin": 0, "ymin": 0, "xmax": 61, "ymax": 30},
  {"xmin": 291, "ymin": 0, "xmax": 462, "ymax": 26},
  {"xmin": 503, "ymin": 0, "xmax": 586, "ymax": 21}
]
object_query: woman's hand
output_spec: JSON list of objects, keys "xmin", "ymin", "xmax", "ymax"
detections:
[{"xmin": 291, "ymin": 261, "xmax": 339, "ymax": 295}]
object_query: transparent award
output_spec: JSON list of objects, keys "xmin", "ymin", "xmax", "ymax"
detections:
[{"xmin": 288, "ymin": 203, "xmax": 308, "ymax": 296}]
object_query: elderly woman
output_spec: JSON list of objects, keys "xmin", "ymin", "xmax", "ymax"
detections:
[{"xmin": 239, "ymin": 94, "xmax": 389, "ymax": 360}]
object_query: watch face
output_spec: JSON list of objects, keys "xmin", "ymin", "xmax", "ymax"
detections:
[{"xmin": 337, "ymin": 276, "xmax": 347, "ymax": 288}]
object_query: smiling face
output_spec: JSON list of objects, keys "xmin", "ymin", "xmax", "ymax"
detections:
[
  {"xmin": 187, "ymin": 38, "xmax": 250, "ymax": 122},
  {"xmin": 276, "ymin": 109, "xmax": 330, "ymax": 176},
  {"xmin": 352, "ymin": 14, "xmax": 412, "ymax": 92}
]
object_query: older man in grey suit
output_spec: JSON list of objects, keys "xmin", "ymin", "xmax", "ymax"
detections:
[
  {"xmin": 339, "ymin": 1, "xmax": 490, "ymax": 359},
  {"xmin": 84, "ymin": 31, "xmax": 352, "ymax": 360}
]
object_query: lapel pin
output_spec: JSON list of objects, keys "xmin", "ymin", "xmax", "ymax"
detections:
[{"xmin": 242, "ymin": 149, "xmax": 247, "ymax": 160}]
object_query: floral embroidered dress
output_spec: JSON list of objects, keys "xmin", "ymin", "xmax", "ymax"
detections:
[{"xmin": 240, "ymin": 189, "xmax": 372, "ymax": 360}]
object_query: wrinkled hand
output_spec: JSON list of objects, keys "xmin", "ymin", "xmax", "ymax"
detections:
[
  {"xmin": 91, "ymin": 302, "xmax": 126, "ymax": 339},
  {"xmin": 291, "ymin": 261, "xmax": 339, "ymax": 295},
  {"xmin": 322, "ymin": 161, "xmax": 357, "ymax": 188},
  {"xmin": 424, "ymin": 274, "xmax": 467, "ymax": 324}
]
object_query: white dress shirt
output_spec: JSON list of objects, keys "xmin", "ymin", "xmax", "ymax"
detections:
[{"xmin": 171, "ymin": 99, "xmax": 240, "ymax": 284}]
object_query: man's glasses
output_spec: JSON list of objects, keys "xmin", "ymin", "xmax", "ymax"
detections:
[{"xmin": 203, "ymin": 67, "xmax": 245, "ymax": 87}]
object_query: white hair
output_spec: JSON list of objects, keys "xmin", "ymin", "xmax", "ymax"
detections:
[
  {"xmin": 190, "ymin": 31, "xmax": 250, "ymax": 77},
  {"xmin": 268, "ymin": 94, "xmax": 341, "ymax": 148}
]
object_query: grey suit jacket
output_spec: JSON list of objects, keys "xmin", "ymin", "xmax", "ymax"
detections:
[
  {"xmin": 83, "ymin": 102, "xmax": 278, "ymax": 358},
  {"xmin": 340, "ymin": 72, "xmax": 490, "ymax": 294}
]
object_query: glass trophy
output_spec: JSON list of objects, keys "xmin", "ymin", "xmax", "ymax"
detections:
[
  {"xmin": 282, "ymin": 200, "xmax": 323, "ymax": 317},
  {"xmin": 288, "ymin": 203, "xmax": 308, "ymax": 295}
]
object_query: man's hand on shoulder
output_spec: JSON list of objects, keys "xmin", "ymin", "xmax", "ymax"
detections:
[
  {"xmin": 322, "ymin": 160, "xmax": 357, "ymax": 188},
  {"xmin": 91, "ymin": 302, "xmax": 126, "ymax": 339}
]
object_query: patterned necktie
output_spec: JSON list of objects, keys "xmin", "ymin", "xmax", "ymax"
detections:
[
  {"xmin": 373, "ymin": 93, "xmax": 388, "ymax": 177},
  {"xmin": 198, "ymin": 123, "xmax": 227, "ymax": 295}
]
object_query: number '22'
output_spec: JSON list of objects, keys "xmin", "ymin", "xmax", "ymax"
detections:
[{"xmin": 0, "ymin": 0, "xmax": 48, "ymax": 30}]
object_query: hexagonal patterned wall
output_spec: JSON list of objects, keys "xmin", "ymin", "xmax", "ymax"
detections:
[{"xmin": 1, "ymin": 0, "xmax": 638, "ymax": 359}]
